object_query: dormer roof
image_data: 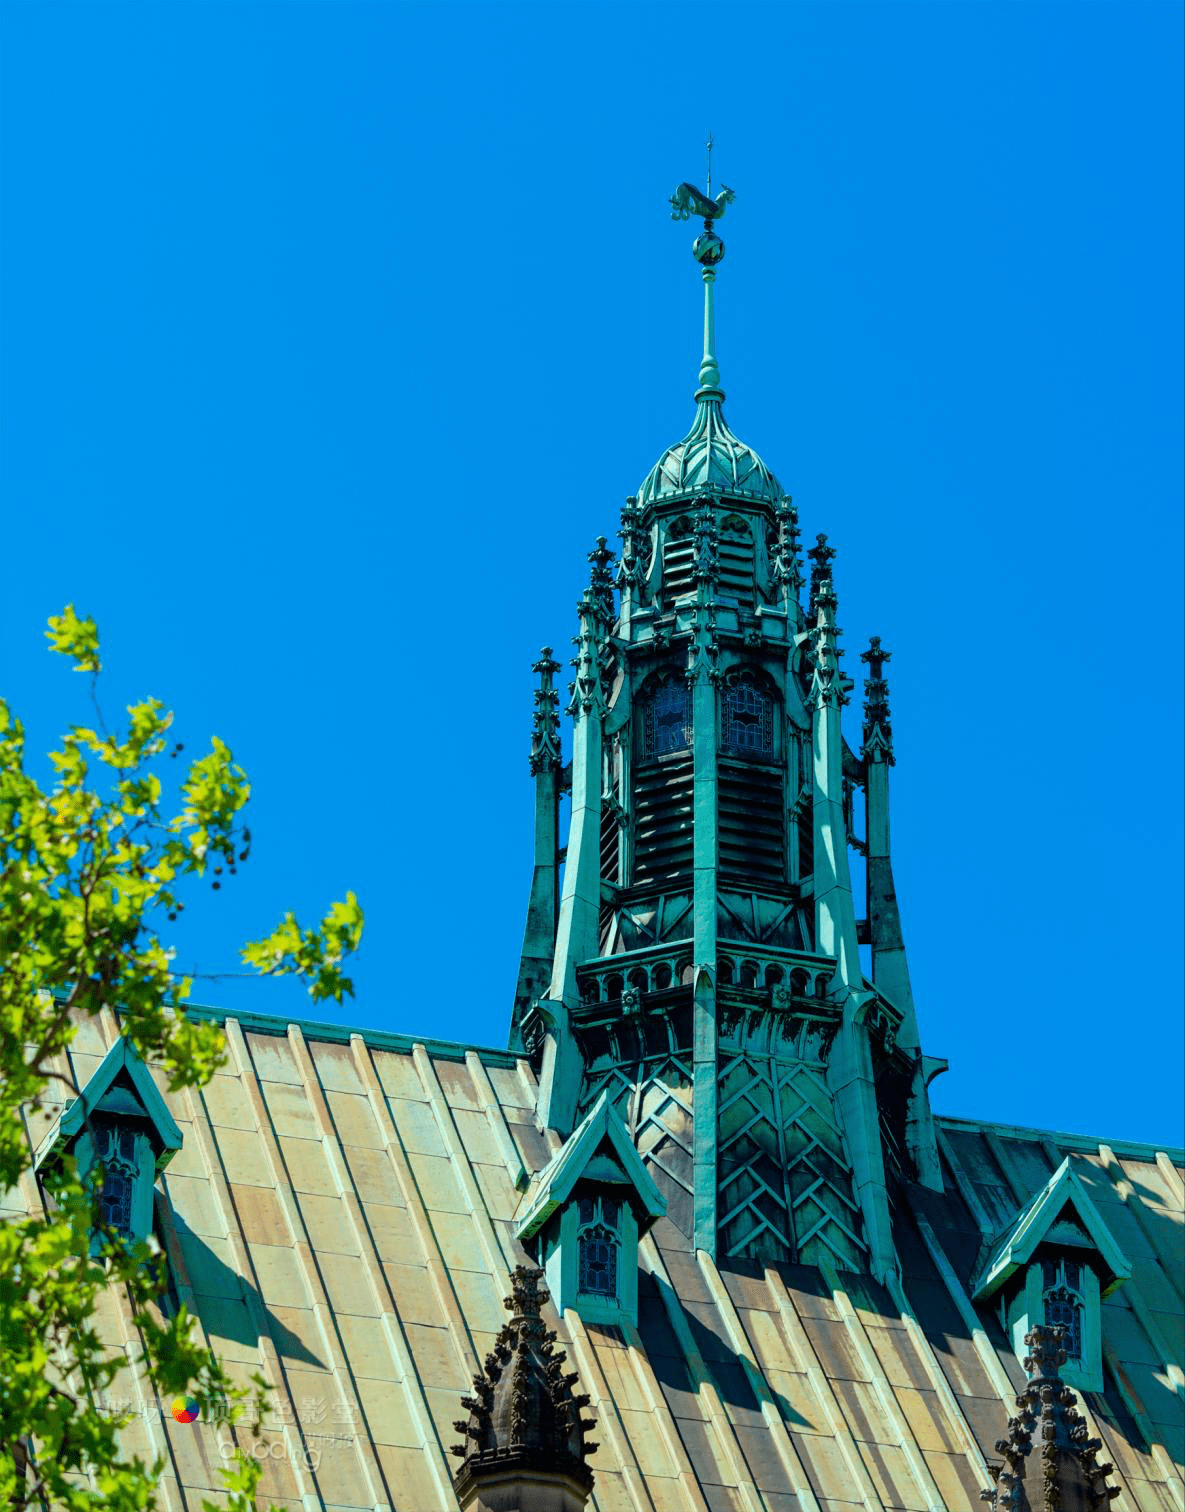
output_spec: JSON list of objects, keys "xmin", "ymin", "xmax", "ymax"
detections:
[
  {"xmin": 35, "ymin": 1034, "xmax": 184, "ymax": 1174},
  {"xmin": 514, "ymin": 1091, "xmax": 666, "ymax": 1242},
  {"xmin": 971, "ymin": 1156, "xmax": 1132, "ymax": 1301}
]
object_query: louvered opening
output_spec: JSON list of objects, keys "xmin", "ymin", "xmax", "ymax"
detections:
[
  {"xmin": 662, "ymin": 538, "xmax": 695, "ymax": 603},
  {"xmin": 718, "ymin": 540, "xmax": 754, "ymax": 604},
  {"xmin": 600, "ymin": 801, "xmax": 620, "ymax": 885},
  {"xmin": 719, "ymin": 760, "xmax": 785, "ymax": 886},
  {"xmin": 632, "ymin": 755, "xmax": 693, "ymax": 886}
]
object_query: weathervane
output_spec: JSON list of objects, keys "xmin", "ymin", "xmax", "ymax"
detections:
[
  {"xmin": 669, "ymin": 132, "xmax": 735, "ymax": 267},
  {"xmin": 669, "ymin": 138, "xmax": 733, "ymax": 397}
]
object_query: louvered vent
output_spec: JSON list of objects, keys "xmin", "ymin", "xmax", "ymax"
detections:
[
  {"xmin": 632, "ymin": 755, "xmax": 693, "ymax": 886},
  {"xmin": 717, "ymin": 539, "xmax": 754, "ymax": 604},
  {"xmin": 719, "ymin": 760, "xmax": 785, "ymax": 885},
  {"xmin": 662, "ymin": 537, "xmax": 695, "ymax": 602},
  {"xmin": 600, "ymin": 801, "xmax": 620, "ymax": 885}
]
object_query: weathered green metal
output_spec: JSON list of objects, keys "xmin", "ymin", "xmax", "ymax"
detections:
[
  {"xmin": 861, "ymin": 636, "xmax": 943, "ymax": 1191},
  {"xmin": 519, "ymin": 174, "xmax": 948, "ymax": 1278},
  {"xmin": 972, "ymin": 1157, "xmax": 1133, "ymax": 1302},
  {"xmin": 35, "ymin": 1035, "xmax": 184, "ymax": 1250},
  {"xmin": 511, "ymin": 648, "xmax": 563, "ymax": 1053},
  {"xmin": 36, "ymin": 1032, "xmax": 183, "ymax": 1174},
  {"xmin": 971, "ymin": 1160, "xmax": 1132, "ymax": 1395}
]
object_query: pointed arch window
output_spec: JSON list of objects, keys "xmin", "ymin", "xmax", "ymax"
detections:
[
  {"xmin": 641, "ymin": 679, "xmax": 690, "ymax": 758},
  {"xmin": 1042, "ymin": 1258, "xmax": 1085, "ymax": 1359},
  {"xmin": 95, "ymin": 1121, "xmax": 139, "ymax": 1239},
  {"xmin": 577, "ymin": 1196, "xmax": 620, "ymax": 1299},
  {"xmin": 722, "ymin": 676, "xmax": 773, "ymax": 757}
]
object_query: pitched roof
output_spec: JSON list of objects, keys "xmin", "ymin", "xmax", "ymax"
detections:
[
  {"xmin": 972, "ymin": 1156, "xmax": 1133, "ymax": 1301},
  {"xmin": 11, "ymin": 1006, "xmax": 1181, "ymax": 1512}
]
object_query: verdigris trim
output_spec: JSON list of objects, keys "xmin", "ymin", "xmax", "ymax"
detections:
[
  {"xmin": 936, "ymin": 1115, "xmax": 1184, "ymax": 1165},
  {"xmin": 181, "ymin": 1001, "xmax": 524, "ymax": 1069}
]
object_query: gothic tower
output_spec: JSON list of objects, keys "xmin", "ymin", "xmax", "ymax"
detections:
[{"xmin": 512, "ymin": 182, "xmax": 943, "ymax": 1284}]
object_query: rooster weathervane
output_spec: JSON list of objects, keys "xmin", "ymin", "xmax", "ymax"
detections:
[{"xmin": 669, "ymin": 132, "xmax": 734, "ymax": 266}]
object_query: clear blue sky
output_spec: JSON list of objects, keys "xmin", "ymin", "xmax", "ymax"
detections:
[{"xmin": 2, "ymin": 2, "xmax": 1181, "ymax": 1147}]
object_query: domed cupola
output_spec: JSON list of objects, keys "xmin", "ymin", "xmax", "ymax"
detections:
[
  {"xmin": 638, "ymin": 400, "xmax": 783, "ymax": 506},
  {"xmin": 638, "ymin": 177, "xmax": 784, "ymax": 508}
]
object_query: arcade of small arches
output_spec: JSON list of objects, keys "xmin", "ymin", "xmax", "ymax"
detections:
[{"xmin": 578, "ymin": 951, "xmax": 835, "ymax": 1007}]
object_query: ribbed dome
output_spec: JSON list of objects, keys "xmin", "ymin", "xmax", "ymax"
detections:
[{"xmin": 638, "ymin": 394, "xmax": 784, "ymax": 506}]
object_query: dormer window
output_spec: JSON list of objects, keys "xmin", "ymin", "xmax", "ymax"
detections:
[
  {"xmin": 514, "ymin": 1092, "xmax": 665, "ymax": 1328},
  {"xmin": 971, "ymin": 1157, "xmax": 1130, "ymax": 1397},
  {"xmin": 34, "ymin": 1035, "xmax": 183, "ymax": 1254},
  {"xmin": 577, "ymin": 1197, "xmax": 619, "ymax": 1299}
]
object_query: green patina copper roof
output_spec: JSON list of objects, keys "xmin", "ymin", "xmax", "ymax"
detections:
[
  {"xmin": 971, "ymin": 1155, "xmax": 1133, "ymax": 1301},
  {"xmin": 637, "ymin": 390, "xmax": 784, "ymax": 506}
]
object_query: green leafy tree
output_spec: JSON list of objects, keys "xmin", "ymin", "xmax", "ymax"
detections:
[{"xmin": 0, "ymin": 607, "xmax": 364, "ymax": 1509}]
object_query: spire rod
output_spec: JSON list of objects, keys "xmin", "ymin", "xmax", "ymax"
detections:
[
  {"xmin": 669, "ymin": 152, "xmax": 735, "ymax": 403},
  {"xmin": 698, "ymin": 265, "xmax": 722, "ymax": 398}
]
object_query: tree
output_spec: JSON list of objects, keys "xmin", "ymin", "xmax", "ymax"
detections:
[{"xmin": 0, "ymin": 606, "xmax": 364, "ymax": 1509}]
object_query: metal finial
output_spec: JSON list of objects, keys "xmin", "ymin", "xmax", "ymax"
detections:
[{"xmin": 705, "ymin": 131, "xmax": 714, "ymax": 198}]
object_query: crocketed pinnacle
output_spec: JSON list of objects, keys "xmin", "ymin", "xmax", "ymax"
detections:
[
  {"xmin": 980, "ymin": 1323, "xmax": 1120, "ymax": 1510},
  {"xmin": 451, "ymin": 1266, "xmax": 596, "ymax": 1494}
]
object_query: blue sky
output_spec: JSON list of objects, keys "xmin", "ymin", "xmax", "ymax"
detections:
[{"xmin": 2, "ymin": 2, "xmax": 1181, "ymax": 1147}]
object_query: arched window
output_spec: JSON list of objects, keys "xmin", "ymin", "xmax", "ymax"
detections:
[
  {"xmin": 1042, "ymin": 1258, "xmax": 1085, "ymax": 1359},
  {"xmin": 641, "ymin": 679, "xmax": 691, "ymax": 758},
  {"xmin": 95, "ymin": 1122, "xmax": 139, "ymax": 1239},
  {"xmin": 577, "ymin": 1196, "xmax": 620, "ymax": 1299},
  {"xmin": 723, "ymin": 676, "xmax": 774, "ymax": 756}
]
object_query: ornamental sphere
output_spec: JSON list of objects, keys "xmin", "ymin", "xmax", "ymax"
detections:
[{"xmin": 693, "ymin": 231, "xmax": 725, "ymax": 267}]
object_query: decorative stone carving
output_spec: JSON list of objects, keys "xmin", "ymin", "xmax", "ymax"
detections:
[
  {"xmin": 529, "ymin": 648, "xmax": 563, "ymax": 775},
  {"xmin": 452, "ymin": 1267, "xmax": 596, "ymax": 1512},
  {"xmin": 587, "ymin": 536, "xmax": 616, "ymax": 622},
  {"xmin": 861, "ymin": 635, "xmax": 895, "ymax": 767},
  {"xmin": 807, "ymin": 535, "xmax": 847, "ymax": 710},
  {"xmin": 980, "ymin": 1324, "xmax": 1120, "ymax": 1510}
]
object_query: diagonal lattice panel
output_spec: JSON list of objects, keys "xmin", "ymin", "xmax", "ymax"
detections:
[{"xmin": 717, "ymin": 1053, "xmax": 867, "ymax": 1267}]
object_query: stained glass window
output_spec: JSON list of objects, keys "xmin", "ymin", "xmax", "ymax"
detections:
[
  {"xmin": 1045, "ymin": 1288, "xmax": 1083, "ymax": 1359},
  {"xmin": 576, "ymin": 1195, "xmax": 621, "ymax": 1299},
  {"xmin": 642, "ymin": 681, "xmax": 690, "ymax": 758},
  {"xmin": 578, "ymin": 1227, "xmax": 618, "ymax": 1297},
  {"xmin": 95, "ymin": 1122, "xmax": 139, "ymax": 1239},
  {"xmin": 1041, "ymin": 1256, "xmax": 1086, "ymax": 1360},
  {"xmin": 723, "ymin": 680, "xmax": 773, "ymax": 756}
]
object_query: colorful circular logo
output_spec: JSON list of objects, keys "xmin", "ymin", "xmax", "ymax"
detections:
[{"xmin": 171, "ymin": 1396, "xmax": 200, "ymax": 1424}]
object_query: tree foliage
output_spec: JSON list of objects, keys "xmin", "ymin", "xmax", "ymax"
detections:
[{"xmin": 0, "ymin": 607, "xmax": 364, "ymax": 1508}]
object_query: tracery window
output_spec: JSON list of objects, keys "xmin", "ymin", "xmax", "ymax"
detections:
[
  {"xmin": 641, "ymin": 680, "xmax": 690, "ymax": 758},
  {"xmin": 1042, "ymin": 1258, "xmax": 1085, "ymax": 1359},
  {"xmin": 577, "ymin": 1196, "xmax": 620, "ymax": 1299},
  {"xmin": 95, "ymin": 1122, "xmax": 139, "ymax": 1239},
  {"xmin": 722, "ymin": 677, "xmax": 774, "ymax": 757}
]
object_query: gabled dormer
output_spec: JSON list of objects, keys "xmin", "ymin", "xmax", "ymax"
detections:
[
  {"xmin": 515, "ymin": 1092, "xmax": 665, "ymax": 1325},
  {"xmin": 972, "ymin": 1157, "xmax": 1131, "ymax": 1393},
  {"xmin": 35, "ymin": 1035, "xmax": 183, "ymax": 1249}
]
